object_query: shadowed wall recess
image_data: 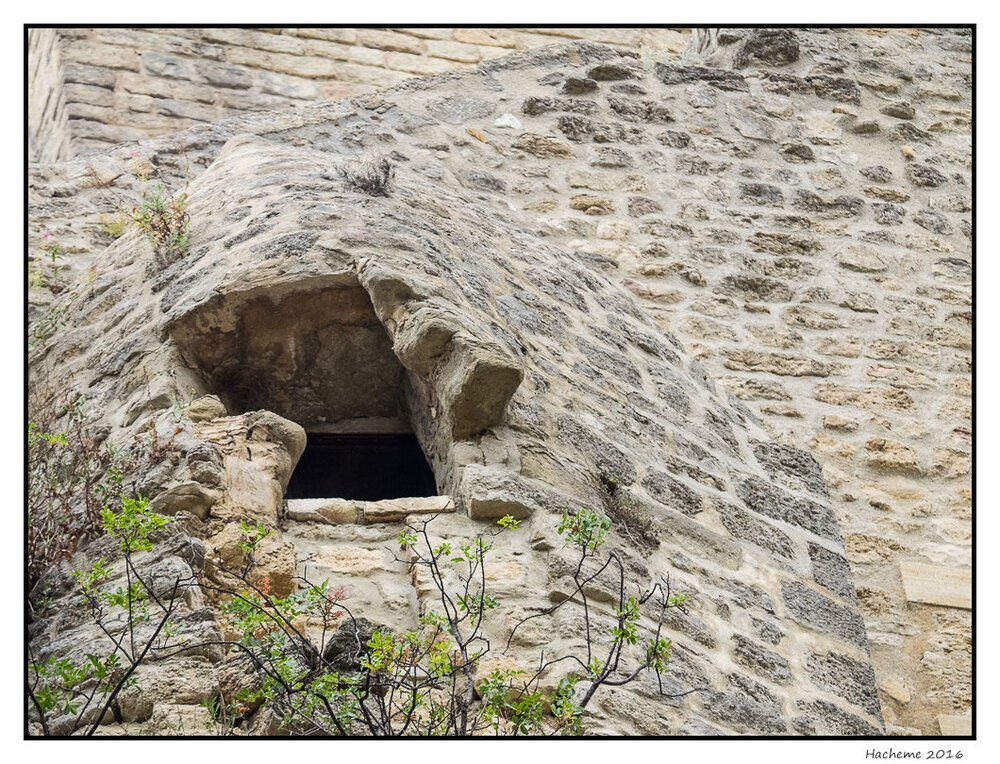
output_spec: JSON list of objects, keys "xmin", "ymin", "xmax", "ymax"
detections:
[{"xmin": 285, "ymin": 433, "xmax": 437, "ymax": 501}]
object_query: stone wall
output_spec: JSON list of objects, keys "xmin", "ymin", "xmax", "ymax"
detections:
[
  {"xmin": 28, "ymin": 28, "xmax": 72, "ymax": 163},
  {"xmin": 28, "ymin": 27, "xmax": 688, "ymax": 160},
  {"xmin": 27, "ymin": 28, "xmax": 972, "ymax": 736},
  {"xmin": 28, "ymin": 123, "xmax": 883, "ymax": 736}
]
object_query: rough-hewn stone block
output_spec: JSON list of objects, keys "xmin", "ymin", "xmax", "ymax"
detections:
[{"xmin": 781, "ymin": 581, "xmax": 869, "ymax": 650}]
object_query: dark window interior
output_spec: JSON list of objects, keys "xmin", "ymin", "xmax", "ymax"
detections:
[{"xmin": 285, "ymin": 433, "xmax": 437, "ymax": 501}]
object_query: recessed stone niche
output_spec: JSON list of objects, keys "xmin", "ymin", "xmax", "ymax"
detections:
[{"xmin": 172, "ymin": 283, "xmax": 440, "ymax": 500}]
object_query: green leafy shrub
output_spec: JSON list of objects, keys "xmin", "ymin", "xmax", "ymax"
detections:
[
  {"xmin": 28, "ymin": 489, "xmax": 182, "ymax": 736},
  {"xmin": 29, "ymin": 494, "xmax": 695, "ymax": 737}
]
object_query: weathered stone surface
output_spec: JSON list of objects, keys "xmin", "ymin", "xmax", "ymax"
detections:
[
  {"xmin": 186, "ymin": 394, "xmax": 228, "ymax": 422},
  {"xmin": 781, "ymin": 581, "xmax": 869, "ymax": 650},
  {"xmin": 906, "ymin": 163, "xmax": 948, "ymax": 187},
  {"xmin": 937, "ymin": 715, "xmax": 972, "ymax": 736},
  {"xmin": 460, "ymin": 465, "xmax": 550, "ymax": 519},
  {"xmin": 739, "ymin": 182, "xmax": 784, "ymax": 206},
  {"xmin": 809, "ymin": 543, "xmax": 857, "ymax": 604},
  {"xmin": 425, "ymin": 95, "xmax": 493, "ymax": 123},
  {"xmin": 733, "ymin": 29, "xmax": 800, "ymax": 68},
  {"xmin": 732, "ymin": 634, "xmax": 792, "ymax": 684},
  {"xmin": 363, "ymin": 495, "xmax": 455, "ymax": 523},
  {"xmin": 570, "ymin": 193, "xmax": 615, "ymax": 215},
  {"xmin": 795, "ymin": 699, "xmax": 880, "ymax": 736},
  {"xmin": 117, "ymin": 658, "xmax": 220, "ymax": 723},
  {"xmin": 736, "ymin": 476, "xmax": 841, "ymax": 542},
  {"xmin": 700, "ymin": 691, "xmax": 786, "ymax": 734},
  {"xmin": 716, "ymin": 501, "xmax": 795, "ymax": 559},
  {"xmin": 286, "ymin": 497, "xmax": 364, "ymax": 525},
  {"xmin": 865, "ymin": 438, "xmax": 921, "ymax": 474},
  {"xmin": 723, "ymin": 350, "xmax": 832, "ymax": 377},
  {"xmin": 512, "ymin": 133, "xmax": 574, "ymax": 158},
  {"xmin": 752, "ymin": 442, "xmax": 827, "ymax": 498},
  {"xmin": 148, "ymin": 480, "xmax": 219, "ymax": 520},
  {"xmin": 655, "ymin": 63, "xmax": 748, "ymax": 92},
  {"xmin": 807, "ymin": 651, "xmax": 881, "ymax": 718},
  {"xmin": 641, "ymin": 470, "xmax": 705, "ymax": 516}
]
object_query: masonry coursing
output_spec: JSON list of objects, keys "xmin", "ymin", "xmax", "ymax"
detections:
[{"xmin": 27, "ymin": 27, "xmax": 972, "ymax": 736}]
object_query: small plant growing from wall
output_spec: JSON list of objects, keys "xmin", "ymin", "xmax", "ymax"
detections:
[
  {"xmin": 127, "ymin": 182, "xmax": 191, "ymax": 269},
  {"xmin": 28, "ymin": 489, "xmax": 185, "ymax": 736},
  {"xmin": 338, "ymin": 154, "xmax": 395, "ymax": 197},
  {"xmin": 28, "ymin": 232, "xmax": 70, "ymax": 293},
  {"xmin": 89, "ymin": 150, "xmax": 192, "ymax": 270},
  {"xmin": 99, "ymin": 214, "xmax": 127, "ymax": 240}
]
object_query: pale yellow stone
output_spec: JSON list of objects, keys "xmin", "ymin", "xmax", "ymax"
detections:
[
  {"xmin": 899, "ymin": 562, "xmax": 971, "ymax": 609},
  {"xmin": 823, "ymin": 415, "xmax": 858, "ymax": 431},
  {"xmin": 937, "ymin": 715, "xmax": 972, "ymax": 736},
  {"xmin": 597, "ymin": 221, "xmax": 631, "ymax": 240},
  {"xmin": 809, "ymin": 434, "xmax": 858, "ymax": 459},
  {"xmin": 286, "ymin": 498, "xmax": 363, "ymax": 525},
  {"xmin": 315, "ymin": 546, "xmax": 385, "ymax": 575},
  {"xmin": 880, "ymin": 679, "xmax": 911, "ymax": 704},
  {"xmin": 485, "ymin": 560, "xmax": 524, "ymax": 584},
  {"xmin": 363, "ymin": 495, "xmax": 455, "ymax": 523},
  {"xmin": 868, "ymin": 477, "xmax": 925, "ymax": 501}
]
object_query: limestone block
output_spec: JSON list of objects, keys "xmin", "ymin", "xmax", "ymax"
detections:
[
  {"xmin": 865, "ymin": 438, "xmax": 921, "ymax": 474},
  {"xmin": 385, "ymin": 51, "xmax": 456, "ymax": 76},
  {"xmin": 513, "ymin": 134, "xmax": 574, "ymax": 159},
  {"xmin": 312, "ymin": 546, "xmax": 387, "ymax": 575},
  {"xmin": 186, "ymin": 394, "xmax": 227, "ymax": 422},
  {"xmin": 880, "ymin": 679, "xmax": 911, "ymax": 704},
  {"xmin": 653, "ymin": 502, "xmax": 743, "ymax": 571},
  {"xmin": 289, "ymin": 27, "xmax": 358, "ymax": 44},
  {"xmin": 149, "ymin": 480, "xmax": 219, "ymax": 520},
  {"xmin": 899, "ymin": 562, "xmax": 971, "ymax": 609},
  {"xmin": 357, "ymin": 28, "xmax": 427, "ymax": 55},
  {"xmin": 246, "ymin": 410, "xmax": 307, "ymax": 465},
  {"xmin": 781, "ymin": 581, "xmax": 869, "ymax": 650},
  {"xmin": 116, "ymin": 657, "xmax": 220, "ymax": 723},
  {"xmin": 459, "ymin": 465, "xmax": 537, "ymax": 520},
  {"xmin": 451, "ymin": 28, "xmax": 520, "ymax": 48},
  {"xmin": 286, "ymin": 498, "xmax": 364, "ymax": 525},
  {"xmin": 61, "ymin": 41, "xmax": 140, "ymax": 71},
  {"xmin": 724, "ymin": 349, "xmax": 832, "ymax": 377},
  {"xmin": 146, "ymin": 704, "xmax": 215, "ymax": 736},
  {"xmin": 439, "ymin": 339, "xmax": 523, "ymax": 440},
  {"xmin": 425, "ymin": 39, "xmax": 483, "ymax": 63},
  {"xmin": 363, "ymin": 495, "xmax": 455, "ymax": 523},
  {"xmin": 937, "ymin": 714, "xmax": 972, "ymax": 736}
]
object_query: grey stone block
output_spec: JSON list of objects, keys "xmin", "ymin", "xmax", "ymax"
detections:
[
  {"xmin": 781, "ymin": 580, "xmax": 869, "ymax": 650},
  {"xmin": 736, "ymin": 475, "xmax": 841, "ymax": 542},
  {"xmin": 809, "ymin": 542, "xmax": 857, "ymax": 603},
  {"xmin": 732, "ymin": 634, "xmax": 792, "ymax": 684},
  {"xmin": 807, "ymin": 651, "xmax": 882, "ymax": 718}
]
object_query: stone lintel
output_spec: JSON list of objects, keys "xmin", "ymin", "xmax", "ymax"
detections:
[{"xmin": 286, "ymin": 495, "xmax": 454, "ymax": 525}]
